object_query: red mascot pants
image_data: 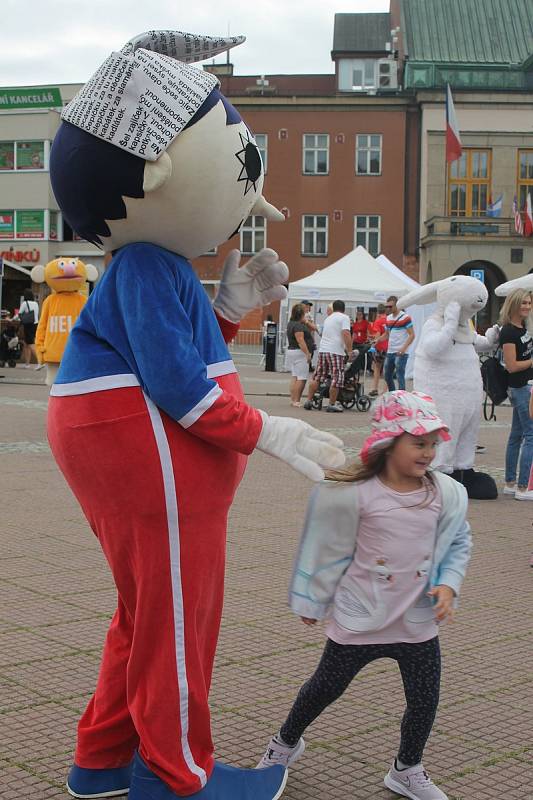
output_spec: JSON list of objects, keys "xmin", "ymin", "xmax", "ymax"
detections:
[{"xmin": 48, "ymin": 382, "xmax": 248, "ymax": 795}]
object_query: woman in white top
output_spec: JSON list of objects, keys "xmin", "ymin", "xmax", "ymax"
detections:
[{"xmin": 16, "ymin": 289, "xmax": 40, "ymax": 368}]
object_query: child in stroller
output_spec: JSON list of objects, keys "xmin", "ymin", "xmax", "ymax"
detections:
[
  {"xmin": 0, "ymin": 321, "xmax": 22, "ymax": 367},
  {"xmin": 311, "ymin": 349, "xmax": 371, "ymax": 411}
]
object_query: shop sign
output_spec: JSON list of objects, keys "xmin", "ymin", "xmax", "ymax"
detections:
[
  {"xmin": 49, "ymin": 211, "xmax": 59, "ymax": 240},
  {"xmin": 0, "ymin": 211, "xmax": 14, "ymax": 239},
  {"xmin": 0, "ymin": 143, "xmax": 15, "ymax": 171},
  {"xmin": 16, "ymin": 210, "xmax": 45, "ymax": 239},
  {"xmin": 0, "ymin": 248, "xmax": 40, "ymax": 263},
  {"xmin": 0, "ymin": 86, "xmax": 62, "ymax": 110},
  {"xmin": 16, "ymin": 141, "xmax": 45, "ymax": 170}
]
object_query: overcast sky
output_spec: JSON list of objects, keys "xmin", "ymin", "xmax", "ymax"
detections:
[{"xmin": 3, "ymin": 0, "xmax": 390, "ymax": 87}]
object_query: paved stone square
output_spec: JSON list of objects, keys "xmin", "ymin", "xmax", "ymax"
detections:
[{"xmin": 0, "ymin": 363, "xmax": 531, "ymax": 799}]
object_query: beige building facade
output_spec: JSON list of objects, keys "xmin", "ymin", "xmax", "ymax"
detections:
[
  {"xmin": 0, "ymin": 83, "xmax": 104, "ymax": 311},
  {"xmin": 418, "ymin": 91, "xmax": 533, "ymax": 326}
]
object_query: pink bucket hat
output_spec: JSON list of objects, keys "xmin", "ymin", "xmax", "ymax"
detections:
[{"xmin": 360, "ymin": 390, "xmax": 451, "ymax": 463}]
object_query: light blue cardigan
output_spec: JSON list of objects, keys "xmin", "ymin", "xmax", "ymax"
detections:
[{"xmin": 289, "ymin": 472, "xmax": 472, "ymax": 622}]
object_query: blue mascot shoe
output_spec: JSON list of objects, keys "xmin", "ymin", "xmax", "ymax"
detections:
[
  {"xmin": 66, "ymin": 763, "xmax": 133, "ymax": 798},
  {"xmin": 129, "ymin": 752, "xmax": 287, "ymax": 799}
]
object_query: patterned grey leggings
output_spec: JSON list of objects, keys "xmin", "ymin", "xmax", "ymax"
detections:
[{"xmin": 280, "ymin": 636, "xmax": 441, "ymax": 766}]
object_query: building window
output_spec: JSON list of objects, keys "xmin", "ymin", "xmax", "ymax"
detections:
[
  {"xmin": 255, "ymin": 134, "xmax": 267, "ymax": 174},
  {"xmin": 303, "ymin": 134, "xmax": 329, "ymax": 175},
  {"xmin": 517, "ymin": 149, "xmax": 533, "ymax": 210},
  {"xmin": 240, "ymin": 216, "xmax": 265, "ymax": 254},
  {"xmin": 448, "ymin": 149, "xmax": 491, "ymax": 216},
  {"xmin": 337, "ymin": 59, "xmax": 378, "ymax": 92},
  {"xmin": 0, "ymin": 140, "xmax": 49, "ymax": 171},
  {"xmin": 355, "ymin": 215, "xmax": 381, "ymax": 256},
  {"xmin": 352, "ymin": 60, "xmax": 376, "ymax": 91},
  {"xmin": 302, "ymin": 215, "xmax": 328, "ymax": 255},
  {"xmin": 356, "ymin": 135, "xmax": 382, "ymax": 175}
]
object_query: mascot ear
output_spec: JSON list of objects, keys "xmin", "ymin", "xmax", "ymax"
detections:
[
  {"xmin": 143, "ymin": 152, "xmax": 172, "ymax": 193},
  {"xmin": 495, "ymin": 274, "xmax": 533, "ymax": 296},
  {"xmin": 31, "ymin": 265, "xmax": 46, "ymax": 283},
  {"xmin": 85, "ymin": 264, "xmax": 99, "ymax": 283},
  {"xmin": 397, "ymin": 281, "xmax": 441, "ymax": 310}
]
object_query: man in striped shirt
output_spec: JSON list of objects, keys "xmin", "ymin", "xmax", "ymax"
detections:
[{"xmin": 381, "ymin": 296, "xmax": 415, "ymax": 391}]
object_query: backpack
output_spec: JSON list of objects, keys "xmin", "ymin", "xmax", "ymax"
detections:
[
  {"xmin": 481, "ymin": 350, "xmax": 508, "ymax": 406},
  {"xmin": 19, "ymin": 301, "xmax": 35, "ymax": 325}
]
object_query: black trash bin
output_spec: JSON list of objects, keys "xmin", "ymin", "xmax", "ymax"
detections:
[{"xmin": 264, "ymin": 321, "xmax": 277, "ymax": 372}]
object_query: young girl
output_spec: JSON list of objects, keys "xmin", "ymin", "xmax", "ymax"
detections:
[{"xmin": 257, "ymin": 391, "xmax": 472, "ymax": 800}]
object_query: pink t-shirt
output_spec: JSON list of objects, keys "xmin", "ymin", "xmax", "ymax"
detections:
[{"xmin": 326, "ymin": 476, "xmax": 442, "ymax": 646}]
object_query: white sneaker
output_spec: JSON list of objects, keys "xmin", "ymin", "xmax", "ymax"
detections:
[
  {"xmin": 325, "ymin": 402, "xmax": 344, "ymax": 413},
  {"xmin": 515, "ymin": 489, "xmax": 533, "ymax": 501},
  {"xmin": 384, "ymin": 761, "xmax": 448, "ymax": 800},
  {"xmin": 503, "ymin": 484, "xmax": 516, "ymax": 495},
  {"xmin": 256, "ymin": 735, "xmax": 305, "ymax": 770}
]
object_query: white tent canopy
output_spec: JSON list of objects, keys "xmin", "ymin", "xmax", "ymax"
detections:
[{"xmin": 287, "ymin": 246, "xmax": 415, "ymax": 304}]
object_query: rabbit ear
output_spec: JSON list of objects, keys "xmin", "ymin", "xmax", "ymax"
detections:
[
  {"xmin": 397, "ymin": 281, "xmax": 441, "ymax": 309},
  {"xmin": 495, "ymin": 275, "xmax": 533, "ymax": 296}
]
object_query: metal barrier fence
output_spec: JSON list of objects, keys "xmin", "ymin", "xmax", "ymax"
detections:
[
  {"xmin": 227, "ymin": 328, "xmax": 288, "ymax": 369},
  {"xmin": 227, "ymin": 329, "xmax": 264, "ymax": 364}
]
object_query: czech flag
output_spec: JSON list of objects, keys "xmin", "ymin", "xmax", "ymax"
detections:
[
  {"xmin": 445, "ymin": 84, "xmax": 462, "ymax": 163},
  {"xmin": 524, "ymin": 192, "xmax": 533, "ymax": 238}
]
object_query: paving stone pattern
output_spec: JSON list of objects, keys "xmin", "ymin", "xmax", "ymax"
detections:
[{"xmin": 0, "ymin": 373, "xmax": 531, "ymax": 799}]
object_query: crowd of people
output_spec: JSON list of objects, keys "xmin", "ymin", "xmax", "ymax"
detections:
[
  {"xmin": 285, "ymin": 288, "xmax": 533, "ymax": 503},
  {"xmin": 285, "ymin": 294, "xmax": 416, "ymax": 410},
  {"xmin": 1, "ymin": 289, "xmax": 43, "ymax": 369}
]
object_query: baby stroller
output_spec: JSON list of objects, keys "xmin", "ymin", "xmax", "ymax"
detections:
[
  {"xmin": 311, "ymin": 349, "xmax": 371, "ymax": 411},
  {"xmin": 0, "ymin": 323, "xmax": 22, "ymax": 368}
]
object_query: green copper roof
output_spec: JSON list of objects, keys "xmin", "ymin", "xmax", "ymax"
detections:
[
  {"xmin": 332, "ymin": 13, "xmax": 391, "ymax": 54},
  {"xmin": 402, "ymin": 0, "xmax": 533, "ymax": 64}
]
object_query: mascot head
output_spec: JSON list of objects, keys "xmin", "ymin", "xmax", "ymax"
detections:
[
  {"xmin": 398, "ymin": 275, "xmax": 488, "ymax": 327},
  {"xmin": 50, "ymin": 30, "xmax": 283, "ymax": 260},
  {"xmin": 31, "ymin": 257, "xmax": 99, "ymax": 293}
]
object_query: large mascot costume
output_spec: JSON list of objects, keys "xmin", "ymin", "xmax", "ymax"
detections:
[
  {"xmin": 398, "ymin": 275, "xmax": 499, "ymax": 499},
  {"xmin": 32, "ymin": 257, "xmax": 98, "ymax": 385},
  {"xmin": 47, "ymin": 30, "xmax": 344, "ymax": 800}
]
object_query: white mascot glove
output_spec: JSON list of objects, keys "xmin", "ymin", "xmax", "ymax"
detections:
[
  {"xmin": 213, "ymin": 248, "xmax": 289, "ymax": 324},
  {"xmin": 484, "ymin": 323, "xmax": 500, "ymax": 347},
  {"xmin": 256, "ymin": 412, "xmax": 345, "ymax": 482},
  {"xmin": 443, "ymin": 300, "xmax": 461, "ymax": 330}
]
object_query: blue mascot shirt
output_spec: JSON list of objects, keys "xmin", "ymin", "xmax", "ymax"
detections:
[{"xmin": 53, "ymin": 243, "xmax": 236, "ymax": 426}]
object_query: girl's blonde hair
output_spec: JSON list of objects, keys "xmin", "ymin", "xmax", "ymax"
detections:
[
  {"xmin": 326, "ymin": 438, "xmax": 436, "ymax": 505},
  {"xmin": 499, "ymin": 288, "xmax": 532, "ymax": 326}
]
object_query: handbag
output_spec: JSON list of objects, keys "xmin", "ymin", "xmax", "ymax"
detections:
[
  {"xmin": 481, "ymin": 349, "xmax": 508, "ymax": 406},
  {"xmin": 19, "ymin": 301, "xmax": 35, "ymax": 325}
]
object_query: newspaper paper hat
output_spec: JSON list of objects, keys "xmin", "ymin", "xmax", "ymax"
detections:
[{"xmin": 61, "ymin": 30, "xmax": 245, "ymax": 161}]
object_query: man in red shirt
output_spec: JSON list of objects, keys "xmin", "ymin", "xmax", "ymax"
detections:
[{"xmin": 367, "ymin": 304, "xmax": 388, "ymax": 396}]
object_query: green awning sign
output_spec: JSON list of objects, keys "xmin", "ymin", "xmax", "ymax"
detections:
[{"xmin": 0, "ymin": 87, "xmax": 62, "ymax": 110}]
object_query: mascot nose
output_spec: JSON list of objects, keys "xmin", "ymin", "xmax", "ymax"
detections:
[{"xmin": 60, "ymin": 263, "xmax": 78, "ymax": 277}]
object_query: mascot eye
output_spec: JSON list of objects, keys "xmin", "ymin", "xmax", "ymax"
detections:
[{"xmin": 235, "ymin": 130, "xmax": 262, "ymax": 196}]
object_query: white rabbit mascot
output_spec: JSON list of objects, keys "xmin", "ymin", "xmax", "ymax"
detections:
[
  {"xmin": 398, "ymin": 275, "xmax": 499, "ymax": 499},
  {"xmin": 46, "ymin": 29, "xmax": 344, "ymax": 800}
]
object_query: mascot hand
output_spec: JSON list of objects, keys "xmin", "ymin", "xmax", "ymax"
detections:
[
  {"xmin": 213, "ymin": 248, "xmax": 289, "ymax": 324},
  {"xmin": 484, "ymin": 324, "xmax": 500, "ymax": 347},
  {"xmin": 443, "ymin": 300, "xmax": 461, "ymax": 327},
  {"xmin": 256, "ymin": 412, "xmax": 345, "ymax": 481}
]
